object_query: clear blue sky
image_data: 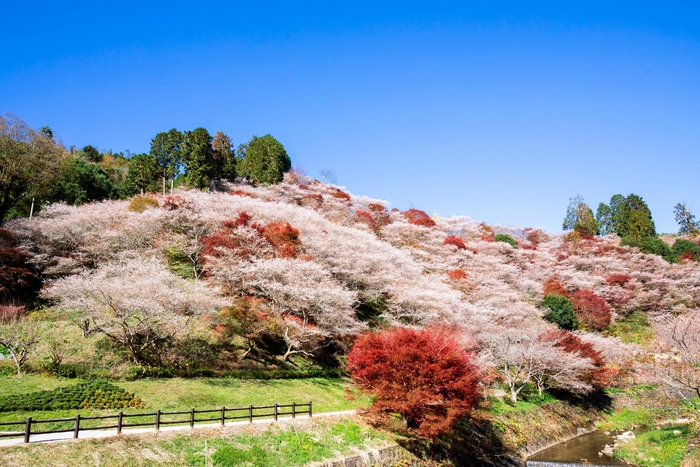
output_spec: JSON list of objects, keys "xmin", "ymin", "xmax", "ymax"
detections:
[{"xmin": 2, "ymin": 2, "xmax": 698, "ymax": 233}]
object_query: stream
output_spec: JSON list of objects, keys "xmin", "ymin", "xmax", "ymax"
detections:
[{"xmin": 526, "ymin": 429, "xmax": 642, "ymax": 467}]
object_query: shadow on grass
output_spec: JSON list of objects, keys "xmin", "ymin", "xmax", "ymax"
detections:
[{"xmin": 400, "ymin": 418, "xmax": 523, "ymax": 467}]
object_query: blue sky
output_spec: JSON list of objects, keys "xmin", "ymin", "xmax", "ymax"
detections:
[{"xmin": 1, "ymin": 2, "xmax": 698, "ymax": 233}]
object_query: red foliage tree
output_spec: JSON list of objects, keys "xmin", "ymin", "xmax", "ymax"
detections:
[
  {"xmin": 230, "ymin": 189, "xmax": 254, "ymax": 198},
  {"xmin": 403, "ymin": 209, "xmax": 435, "ymax": 228},
  {"xmin": 605, "ymin": 274, "xmax": 632, "ymax": 287},
  {"xmin": 570, "ymin": 290, "xmax": 611, "ymax": 331},
  {"xmin": 262, "ymin": 221, "xmax": 301, "ymax": 258},
  {"xmin": 331, "ymin": 190, "xmax": 351, "ymax": 201},
  {"xmin": 355, "ymin": 210, "xmax": 379, "ymax": 232},
  {"xmin": 443, "ymin": 236, "xmax": 467, "ymax": 250},
  {"xmin": 551, "ymin": 330, "xmax": 608, "ymax": 388},
  {"xmin": 542, "ymin": 278, "xmax": 569, "ymax": 298},
  {"xmin": 347, "ymin": 327, "xmax": 480, "ymax": 438},
  {"xmin": 478, "ymin": 223, "xmax": 495, "ymax": 242}
]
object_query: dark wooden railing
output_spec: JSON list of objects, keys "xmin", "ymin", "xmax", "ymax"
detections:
[{"xmin": 0, "ymin": 401, "xmax": 312, "ymax": 443}]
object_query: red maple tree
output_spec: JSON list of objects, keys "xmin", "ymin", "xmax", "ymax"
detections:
[
  {"xmin": 570, "ymin": 290, "xmax": 611, "ymax": 331},
  {"xmin": 347, "ymin": 327, "xmax": 480, "ymax": 438},
  {"xmin": 551, "ymin": 330, "xmax": 609, "ymax": 388}
]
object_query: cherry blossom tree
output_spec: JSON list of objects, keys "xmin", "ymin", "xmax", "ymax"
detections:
[{"xmin": 43, "ymin": 257, "xmax": 225, "ymax": 364}]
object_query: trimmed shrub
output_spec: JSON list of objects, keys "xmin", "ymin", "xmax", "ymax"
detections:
[
  {"xmin": 542, "ymin": 294, "xmax": 578, "ymax": 330},
  {"xmin": 127, "ymin": 195, "xmax": 158, "ymax": 213},
  {"xmin": 494, "ymin": 234, "xmax": 517, "ymax": 248},
  {"xmin": 0, "ymin": 380, "xmax": 145, "ymax": 412}
]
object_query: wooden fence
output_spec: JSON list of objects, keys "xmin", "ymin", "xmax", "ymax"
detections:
[{"xmin": 0, "ymin": 401, "xmax": 312, "ymax": 443}]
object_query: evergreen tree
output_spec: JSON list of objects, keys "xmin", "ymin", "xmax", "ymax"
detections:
[
  {"xmin": 51, "ymin": 157, "xmax": 117, "ymax": 205},
  {"xmin": 150, "ymin": 129, "xmax": 184, "ymax": 186},
  {"xmin": 238, "ymin": 134, "xmax": 291, "ymax": 185},
  {"xmin": 182, "ymin": 127, "xmax": 214, "ymax": 189},
  {"xmin": 542, "ymin": 294, "xmax": 578, "ymax": 330},
  {"xmin": 123, "ymin": 153, "xmax": 161, "ymax": 195},
  {"xmin": 211, "ymin": 131, "xmax": 237, "ymax": 182}
]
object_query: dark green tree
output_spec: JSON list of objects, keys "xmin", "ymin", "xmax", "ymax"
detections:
[
  {"xmin": 0, "ymin": 113, "xmax": 65, "ymax": 222},
  {"xmin": 238, "ymin": 134, "xmax": 291, "ymax": 185},
  {"xmin": 81, "ymin": 145, "xmax": 102, "ymax": 163},
  {"xmin": 674, "ymin": 203, "xmax": 700, "ymax": 236},
  {"xmin": 609, "ymin": 194, "xmax": 628, "ymax": 236},
  {"xmin": 150, "ymin": 129, "xmax": 184, "ymax": 188},
  {"xmin": 123, "ymin": 153, "xmax": 161, "ymax": 196},
  {"xmin": 182, "ymin": 127, "xmax": 214, "ymax": 189},
  {"xmin": 563, "ymin": 194, "xmax": 598, "ymax": 235},
  {"xmin": 50, "ymin": 158, "xmax": 117, "ymax": 205},
  {"xmin": 40, "ymin": 126, "xmax": 53, "ymax": 139},
  {"xmin": 542, "ymin": 294, "xmax": 578, "ymax": 330},
  {"xmin": 624, "ymin": 194, "xmax": 656, "ymax": 238},
  {"xmin": 211, "ymin": 131, "xmax": 237, "ymax": 183}
]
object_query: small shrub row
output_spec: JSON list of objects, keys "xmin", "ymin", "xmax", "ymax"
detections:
[{"xmin": 0, "ymin": 380, "xmax": 145, "ymax": 412}]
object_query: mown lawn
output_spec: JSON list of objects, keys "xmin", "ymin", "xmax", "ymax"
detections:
[
  {"xmin": 0, "ymin": 416, "xmax": 391, "ymax": 467},
  {"xmin": 0, "ymin": 375, "xmax": 370, "ymax": 432}
]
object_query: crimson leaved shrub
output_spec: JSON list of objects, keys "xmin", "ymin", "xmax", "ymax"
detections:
[
  {"xmin": 347, "ymin": 327, "xmax": 480, "ymax": 438},
  {"xmin": 443, "ymin": 236, "xmax": 467, "ymax": 250},
  {"xmin": 403, "ymin": 209, "xmax": 435, "ymax": 228},
  {"xmin": 570, "ymin": 290, "xmax": 611, "ymax": 331}
]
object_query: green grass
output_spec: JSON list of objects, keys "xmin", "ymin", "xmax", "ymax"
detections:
[
  {"xmin": 614, "ymin": 425, "xmax": 690, "ymax": 467},
  {"xmin": 607, "ymin": 311, "xmax": 655, "ymax": 346},
  {"xmin": 596, "ymin": 407, "xmax": 658, "ymax": 431},
  {"xmin": 0, "ymin": 417, "xmax": 390, "ymax": 467},
  {"xmin": 0, "ymin": 375, "xmax": 369, "ymax": 434}
]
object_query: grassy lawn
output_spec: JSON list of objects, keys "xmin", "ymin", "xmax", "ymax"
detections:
[
  {"xmin": 0, "ymin": 416, "xmax": 392, "ymax": 467},
  {"xmin": 0, "ymin": 375, "xmax": 369, "ymax": 434}
]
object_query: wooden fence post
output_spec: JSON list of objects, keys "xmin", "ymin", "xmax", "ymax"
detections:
[
  {"xmin": 220, "ymin": 406, "xmax": 225, "ymax": 426},
  {"xmin": 73, "ymin": 414, "xmax": 81, "ymax": 439},
  {"xmin": 248, "ymin": 404, "xmax": 253, "ymax": 423},
  {"xmin": 190, "ymin": 408, "xmax": 195, "ymax": 428},
  {"xmin": 309, "ymin": 401, "xmax": 313, "ymax": 418},
  {"xmin": 155, "ymin": 409, "xmax": 161, "ymax": 431},
  {"xmin": 24, "ymin": 417, "xmax": 31, "ymax": 443},
  {"xmin": 117, "ymin": 411, "xmax": 123, "ymax": 434},
  {"xmin": 292, "ymin": 402, "xmax": 296, "ymax": 419},
  {"xmin": 274, "ymin": 403, "xmax": 278, "ymax": 421}
]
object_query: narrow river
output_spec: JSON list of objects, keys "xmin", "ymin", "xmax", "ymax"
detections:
[{"xmin": 527, "ymin": 430, "xmax": 639, "ymax": 467}]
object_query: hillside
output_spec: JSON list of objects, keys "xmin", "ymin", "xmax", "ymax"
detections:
[{"xmin": 1, "ymin": 174, "xmax": 699, "ymax": 392}]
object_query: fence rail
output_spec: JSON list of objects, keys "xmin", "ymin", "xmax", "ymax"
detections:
[{"xmin": 0, "ymin": 401, "xmax": 312, "ymax": 443}]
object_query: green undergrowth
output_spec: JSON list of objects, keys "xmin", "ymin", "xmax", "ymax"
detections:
[
  {"xmin": 0, "ymin": 417, "xmax": 390, "ymax": 467},
  {"xmin": 614, "ymin": 425, "xmax": 690, "ymax": 467},
  {"xmin": 607, "ymin": 311, "xmax": 655, "ymax": 346},
  {"xmin": 596, "ymin": 407, "xmax": 658, "ymax": 431}
]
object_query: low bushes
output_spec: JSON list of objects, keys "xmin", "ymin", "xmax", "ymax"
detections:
[
  {"xmin": 494, "ymin": 234, "xmax": 518, "ymax": 248},
  {"xmin": 127, "ymin": 195, "xmax": 158, "ymax": 213},
  {"xmin": 0, "ymin": 380, "xmax": 145, "ymax": 412},
  {"xmin": 225, "ymin": 368, "xmax": 344, "ymax": 380}
]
